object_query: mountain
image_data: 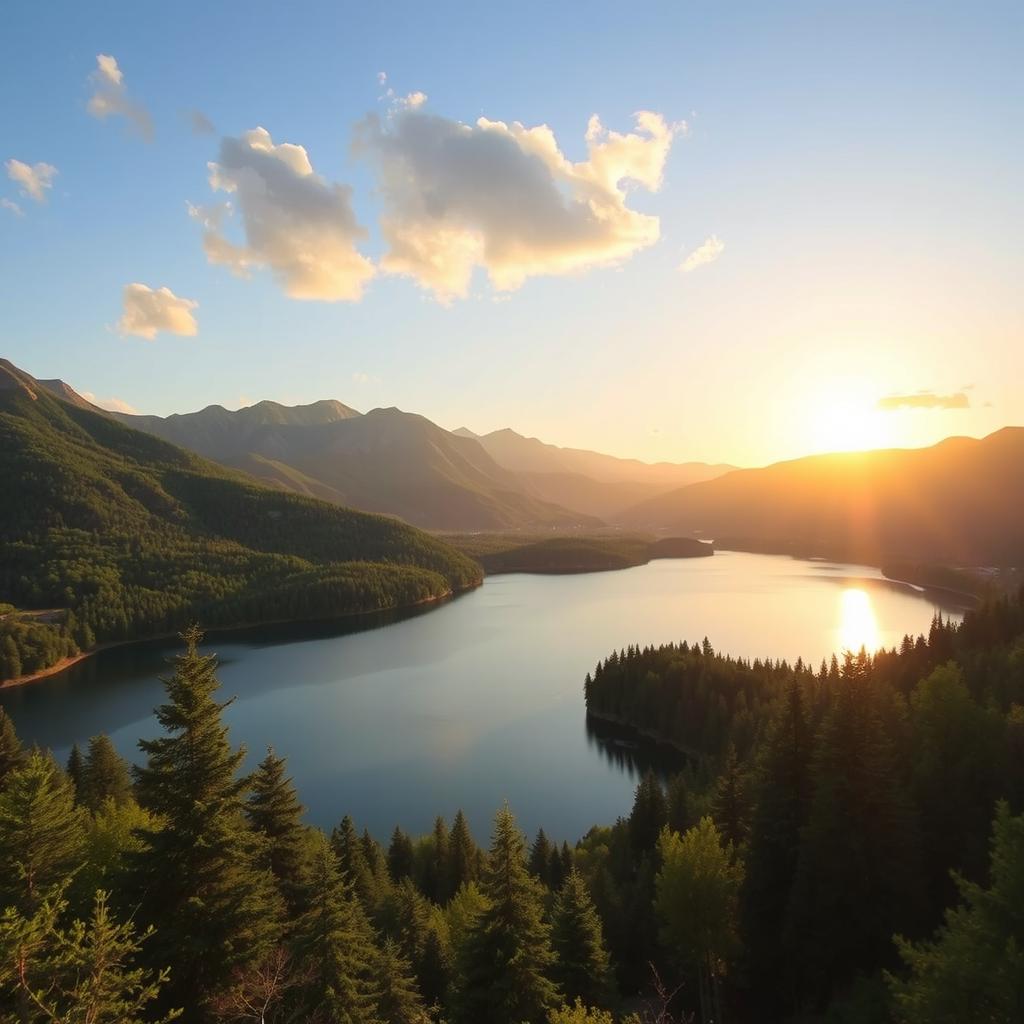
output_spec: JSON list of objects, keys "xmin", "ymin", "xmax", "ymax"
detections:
[
  {"xmin": 0, "ymin": 359, "xmax": 481, "ymax": 683},
  {"xmin": 624, "ymin": 429, "xmax": 1024, "ymax": 566},
  {"xmin": 457, "ymin": 427, "xmax": 735, "ymax": 519},
  {"xmin": 106, "ymin": 403, "xmax": 600, "ymax": 532}
]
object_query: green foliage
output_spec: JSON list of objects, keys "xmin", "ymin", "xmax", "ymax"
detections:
[
  {"xmin": 0, "ymin": 750, "xmax": 86, "ymax": 914},
  {"xmin": 80, "ymin": 734, "xmax": 133, "ymax": 811},
  {"xmin": 245, "ymin": 747, "xmax": 310, "ymax": 918},
  {"xmin": 550, "ymin": 869, "xmax": 614, "ymax": 1008},
  {"xmin": 128, "ymin": 627, "xmax": 283, "ymax": 1014},
  {"xmin": 0, "ymin": 377, "xmax": 481, "ymax": 682},
  {"xmin": 0, "ymin": 889, "xmax": 180, "ymax": 1024},
  {"xmin": 0, "ymin": 705, "xmax": 26, "ymax": 787},
  {"xmin": 887, "ymin": 801, "xmax": 1024, "ymax": 1023},
  {"xmin": 454, "ymin": 806, "xmax": 561, "ymax": 1023}
]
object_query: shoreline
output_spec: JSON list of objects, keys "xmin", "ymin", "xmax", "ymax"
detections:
[{"xmin": 0, "ymin": 584, "xmax": 471, "ymax": 691}]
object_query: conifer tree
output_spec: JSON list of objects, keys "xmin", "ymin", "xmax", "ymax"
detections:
[
  {"xmin": 245, "ymin": 746, "xmax": 309, "ymax": 917},
  {"xmin": 428, "ymin": 816, "xmax": 451, "ymax": 903},
  {"xmin": 0, "ymin": 750, "xmax": 86, "ymax": 913},
  {"xmin": 666, "ymin": 773, "xmax": 692, "ymax": 834},
  {"xmin": 529, "ymin": 828, "xmax": 553, "ymax": 885},
  {"xmin": 454, "ymin": 805, "xmax": 560, "ymax": 1024},
  {"xmin": 418, "ymin": 923, "xmax": 451, "ymax": 1010},
  {"xmin": 67, "ymin": 742, "xmax": 85, "ymax": 804},
  {"xmin": 550, "ymin": 869, "xmax": 614, "ymax": 1007},
  {"xmin": 448, "ymin": 809, "xmax": 480, "ymax": 892},
  {"xmin": 333, "ymin": 814, "xmax": 381, "ymax": 914},
  {"xmin": 294, "ymin": 832, "xmax": 382, "ymax": 1024},
  {"xmin": 627, "ymin": 771, "xmax": 667, "ymax": 857},
  {"xmin": 81, "ymin": 734, "xmax": 133, "ymax": 811},
  {"xmin": 388, "ymin": 827, "xmax": 415, "ymax": 882},
  {"xmin": 376, "ymin": 938, "xmax": 430, "ymax": 1024},
  {"xmin": 129, "ymin": 627, "xmax": 282, "ymax": 1014},
  {"xmin": 711, "ymin": 745, "xmax": 750, "ymax": 848},
  {"xmin": 0, "ymin": 706, "xmax": 25, "ymax": 788}
]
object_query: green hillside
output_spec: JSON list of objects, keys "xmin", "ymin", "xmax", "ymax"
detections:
[{"xmin": 0, "ymin": 360, "xmax": 481, "ymax": 683}]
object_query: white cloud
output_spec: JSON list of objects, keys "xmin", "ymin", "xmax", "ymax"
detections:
[
  {"xmin": 1, "ymin": 197, "xmax": 24, "ymax": 217},
  {"xmin": 87, "ymin": 54, "xmax": 153, "ymax": 141},
  {"xmin": 5, "ymin": 159, "xmax": 58, "ymax": 202},
  {"xmin": 189, "ymin": 109, "xmax": 215, "ymax": 135},
  {"xmin": 117, "ymin": 283, "xmax": 198, "ymax": 340},
  {"xmin": 197, "ymin": 127, "xmax": 375, "ymax": 301},
  {"xmin": 679, "ymin": 234, "xmax": 725, "ymax": 273},
  {"xmin": 81, "ymin": 391, "xmax": 138, "ymax": 414},
  {"xmin": 353, "ymin": 106, "xmax": 680, "ymax": 301}
]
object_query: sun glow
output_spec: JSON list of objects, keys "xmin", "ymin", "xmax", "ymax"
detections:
[
  {"xmin": 812, "ymin": 395, "xmax": 891, "ymax": 454},
  {"xmin": 838, "ymin": 588, "xmax": 880, "ymax": 654}
]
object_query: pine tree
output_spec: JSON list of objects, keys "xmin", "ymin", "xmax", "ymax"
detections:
[
  {"xmin": 627, "ymin": 771, "xmax": 667, "ymax": 857},
  {"xmin": 128, "ymin": 627, "xmax": 282, "ymax": 1015},
  {"xmin": 82, "ymin": 734, "xmax": 133, "ymax": 811},
  {"xmin": 332, "ymin": 814, "xmax": 381, "ymax": 914},
  {"xmin": 528, "ymin": 828, "xmax": 553, "ymax": 885},
  {"xmin": 376, "ymin": 938, "xmax": 430, "ymax": 1024},
  {"xmin": 294, "ymin": 831, "xmax": 382, "ymax": 1024},
  {"xmin": 711, "ymin": 745, "xmax": 750, "ymax": 848},
  {"xmin": 454, "ymin": 805, "xmax": 560, "ymax": 1023},
  {"xmin": 448, "ymin": 809, "xmax": 480, "ymax": 892},
  {"xmin": 388, "ymin": 827, "xmax": 415, "ymax": 883},
  {"xmin": 67, "ymin": 742, "xmax": 85, "ymax": 804},
  {"xmin": 428, "ymin": 816, "xmax": 451, "ymax": 903},
  {"xmin": 245, "ymin": 746, "xmax": 309, "ymax": 917},
  {"xmin": 550, "ymin": 869, "xmax": 614, "ymax": 1007},
  {"xmin": 0, "ymin": 750, "xmax": 86, "ymax": 913},
  {"xmin": 418, "ymin": 923, "xmax": 451, "ymax": 1010},
  {"xmin": 0, "ymin": 706, "xmax": 25, "ymax": 788},
  {"xmin": 667, "ymin": 773, "xmax": 692, "ymax": 834}
]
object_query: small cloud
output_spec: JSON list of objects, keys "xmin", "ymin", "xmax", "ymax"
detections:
[
  {"xmin": 679, "ymin": 234, "xmax": 724, "ymax": 273},
  {"xmin": 377, "ymin": 71, "xmax": 388, "ymax": 86},
  {"xmin": 5, "ymin": 159, "xmax": 58, "ymax": 202},
  {"xmin": 197, "ymin": 126, "xmax": 375, "ymax": 302},
  {"xmin": 87, "ymin": 54, "xmax": 153, "ymax": 141},
  {"xmin": 81, "ymin": 391, "xmax": 138, "ymax": 414},
  {"xmin": 876, "ymin": 391, "xmax": 971, "ymax": 411},
  {"xmin": 189, "ymin": 109, "xmax": 215, "ymax": 135},
  {"xmin": 117, "ymin": 283, "xmax": 198, "ymax": 340},
  {"xmin": 1, "ymin": 197, "xmax": 24, "ymax": 217},
  {"xmin": 352, "ymin": 372, "xmax": 370, "ymax": 385}
]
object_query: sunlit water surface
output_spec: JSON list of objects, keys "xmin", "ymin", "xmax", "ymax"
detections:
[{"xmin": 0, "ymin": 552, "xmax": 965, "ymax": 841}]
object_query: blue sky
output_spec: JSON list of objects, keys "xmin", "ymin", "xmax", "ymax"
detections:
[{"xmin": 2, "ymin": 0, "xmax": 1021, "ymax": 465}]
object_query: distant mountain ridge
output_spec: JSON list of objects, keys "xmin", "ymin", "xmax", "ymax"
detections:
[
  {"xmin": 31, "ymin": 378, "xmax": 731, "ymax": 530},
  {"xmin": 623, "ymin": 429, "xmax": 1024, "ymax": 566}
]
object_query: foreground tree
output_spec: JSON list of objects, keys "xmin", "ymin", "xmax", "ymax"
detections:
[
  {"xmin": 550, "ymin": 869, "xmax": 613, "ymax": 1008},
  {"xmin": 0, "ymin": 889, "xmax": 179, "ymax": 1024},
  {"xmin": 0, "ymin": 750, "xmax": 86, "ymax": 914},
  {"xmin": 129, "ymin": 628, "xmax": 282, "ymax": 1017},
  {"xmin": 293, "ymin": 832, "xmax": 381, "ymax": 1023},
  {"xmin": 454, "ymin": 805, "xmax": 560, "ymax": 1023},
  {"xmin": 887, "ymin": 801, "xmax": 1024, "ymax": 1022},
  {"xmin": 245, "ymin": 747, "xmax": 309, "ymax": 917},
  {"xmin": 655, "ymin": 818, "xmax": 744, "ymax": 1024}
]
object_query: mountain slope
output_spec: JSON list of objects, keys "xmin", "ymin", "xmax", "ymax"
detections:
[
  {"xmin": 624, "ymin": 429, "xmax": 1024, "ymax": 565},
  {"xmin": 0, "ymin": 359, "xmax": 481, "ymax": 683},
  {"xmin": 110, "ymin": 402, "xmax": 599, "ymax": 531}
]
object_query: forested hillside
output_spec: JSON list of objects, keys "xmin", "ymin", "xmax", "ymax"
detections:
[
  {"xmin": 625, "ymin": 428, "xmax": 1024, "ymax": 566},
  {"xmin": 0, "ymin": 360, "xmax": 481, "ymax": 684},
  {"xmin": 2, "ymin": 590, "xmax": 1023, "ymax": 1022}
]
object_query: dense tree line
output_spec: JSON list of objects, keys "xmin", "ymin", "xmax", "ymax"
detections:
[{"xmin": 0, "ymin": 378, "xmax": 481, "ymax": 683}]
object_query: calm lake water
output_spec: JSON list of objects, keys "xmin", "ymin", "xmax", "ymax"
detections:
[{"xmin": 0, "ymin": 552, "xmax": 967, "ymax": 842}]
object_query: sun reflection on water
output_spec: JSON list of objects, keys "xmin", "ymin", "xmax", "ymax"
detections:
[{"xmin": 838, "ymin": 588, "xmax": 880, "ymax": 654}]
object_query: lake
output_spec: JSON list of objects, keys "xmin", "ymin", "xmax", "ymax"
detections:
[{"xmin": 0, "ymin": 552, "xmax": 967, "ymax": 843}]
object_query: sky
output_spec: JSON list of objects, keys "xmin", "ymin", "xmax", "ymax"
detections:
[{"xmin": 1, "ymin": 0, "xmax": 1022, "ymax": 467}]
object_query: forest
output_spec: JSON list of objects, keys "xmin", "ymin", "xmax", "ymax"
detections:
[
  {"xmin": 2, "ymin": 587, "xmax": 1023, "ymax": 1022},
  {"xmin": 0, "ymin": 365, "xmax": 481, "ymax": 683}
]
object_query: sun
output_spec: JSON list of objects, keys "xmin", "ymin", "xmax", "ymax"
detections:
[{"xmin": 807, "ymin": 383, "xmax": 892, "ymax": 454}]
